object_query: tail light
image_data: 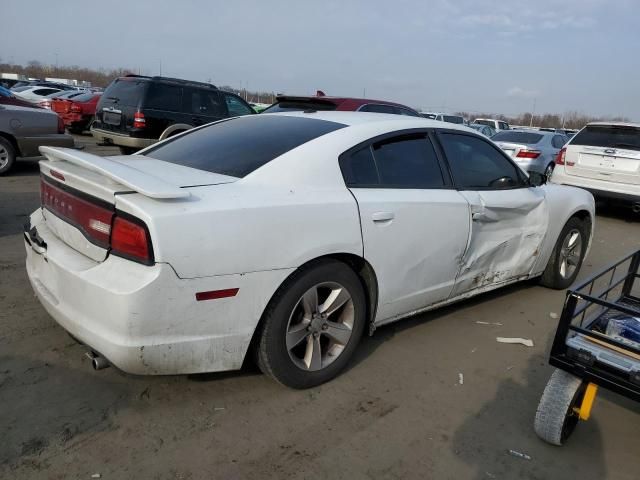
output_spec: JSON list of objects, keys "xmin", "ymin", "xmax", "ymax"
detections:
[
  {"xmin": 41, "ymin": 177, "xmax": 113, "ymax": 247},
  {"xmin": 133, "ymin": 111, "xmax": 146, "ymax": 129},
  {"xmin": 516, "ymin": 149, "xmax": 541, "ymax": 159},
  {"xmin": 555, "ymin": 147, "xmax": 567, "ymax": 165},
  {"xmin": 40, "ymin": 176, "xmax": 153, "ymax": 264},
  {"xmin": 111, "ymin": 216, "xmax": 152, "ymax": 264},
  {"xmin": 70, "ymin": 104, "xmax": 82, "ymax": 113},
  {"xmin": 57, "ymin": 115, "xmax": 65, "ymax": 133}
]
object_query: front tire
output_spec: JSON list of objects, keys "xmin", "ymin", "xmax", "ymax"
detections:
[
  {"xmin": 0, "ymin": 136, "xmax": 16, "ymax": 175},
  {"xmin": 256, "ymin": 260, "xmax": 366, "ymax": 389},
  {"xmin": 540, "ymin": 216, "xmax": 588, "ymax": 289}
]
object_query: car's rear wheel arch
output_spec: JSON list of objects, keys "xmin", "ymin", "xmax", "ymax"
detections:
[
  {"xmin": 245, "ymin": 253, "xmax": 379, "ymax": 366},
  {"xmin": 0, "ymin": 132, "xmax": 20, "ymax": 156}
]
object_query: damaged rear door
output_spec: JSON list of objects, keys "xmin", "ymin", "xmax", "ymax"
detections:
[{"xmin": 437, "ymin": 131, "xmax": 548, "ymax": 297}]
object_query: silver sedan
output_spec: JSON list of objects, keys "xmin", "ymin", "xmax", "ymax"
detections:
[{"xmin": 492, "ymin": 130, "xmax": 568, "ymax": 178}]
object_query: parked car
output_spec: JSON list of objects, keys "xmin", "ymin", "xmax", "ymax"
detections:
[
  {"xmin": 0, "ymin": 104, "xmax": 74, "ymax": 175},
  {"xmin": 468, "ymin": 123, "xmax": 496, "ymax": 137},
  {"xmin": 420, "ymin": 112, "xmax": 466, "ymax": 124},
  {"xmin": 474, "ymin": 118, "xmax": 511, "ymax": 131},
  {"xmin": 52, "ymin": 92, "xmax": 102, "ymax": 133},
  {"xmin": 91, "ymin": 75, "xmax": 255, "ymax": 154},
  {"xmin": 37, "ymin": 90, "xmax": 88, "ymax": 110},
  {"xmin": 14, "ymin": 86, "xmax": 64, "ymax": 103},
  {"xmin": 263, "ymin": 92, "xmax": 420, "ymax": 116},
  {"xmin": 0, "ymin": 86, "xmax": 39, "ymax": 108},
  {"xmin": 493, "ymin": 130, "xmax": 568, "ymax": 178},
  {"xmin": 26, "ymin": 112, "xmax": 594, "ymax": 388},
  {"xmin": 551, "ymin": 122, "xmax": 640, "ymax": 209}
]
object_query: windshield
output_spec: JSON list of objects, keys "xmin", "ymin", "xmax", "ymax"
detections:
[
  {"xmin": 145, "ymin": 115, "xmax": 346, "ymax": 177},
  {"xmin": 492, "ymin": 132, "xmax": 543, "ymax": 144},
  {"xmin": 571, "ymin": 125, "xmax": 640, "ymax": 151}
]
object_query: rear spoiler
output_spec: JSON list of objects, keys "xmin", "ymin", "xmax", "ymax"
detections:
[{"xmin": 39, "ymin": 147, "xmax": 190, "ymax": 199}]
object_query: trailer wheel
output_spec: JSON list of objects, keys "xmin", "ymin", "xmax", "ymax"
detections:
[{"xmin": 534, "ymin": 369, "xmax": 587, "ymax": 445}]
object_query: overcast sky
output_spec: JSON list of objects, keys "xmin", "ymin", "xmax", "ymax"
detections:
[{"xmin": 2, "ymin": 0, "xmax": 638, "ymax": 118}]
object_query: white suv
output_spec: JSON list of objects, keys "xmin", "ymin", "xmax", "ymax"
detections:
[
  {"xmin": 473, "ymin": 118, "xmax": 510, "ymax": 131},
  {"xmin": 551, "ymin": 122, "xmax": 640, "ymax": 209}
]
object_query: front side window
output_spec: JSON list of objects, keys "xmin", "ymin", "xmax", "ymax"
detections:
[
  {"xmin": 439, "ymin": 133, "xmax": 523, "ymax": 189},
  {"xmin": 224, "ymin": 93, "xmax": 254, "ymax": 116},
  {"xmin": 341, "ymin": 134, "xmax": 445, "ymax": 188},
  {"xmin": 188, "ymin": 89, "xmax": 225, "ymax": 116}
]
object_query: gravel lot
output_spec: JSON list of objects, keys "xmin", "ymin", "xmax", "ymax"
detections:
[{"xmin": 1, "ymin": 134, "xmax": 639, "ymax": 479}]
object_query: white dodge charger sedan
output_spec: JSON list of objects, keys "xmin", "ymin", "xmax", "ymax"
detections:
[{"xmin": 25, "ymin": 112, "xmax": 595, "ymax": 388}]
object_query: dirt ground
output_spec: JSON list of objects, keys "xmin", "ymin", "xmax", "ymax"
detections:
[{"xmin": 1, "ymin": 135, "xmax": 639, "ymax": 480}]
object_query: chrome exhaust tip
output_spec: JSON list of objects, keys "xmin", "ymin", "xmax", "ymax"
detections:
[{"xmin": 85, "ymin": 351, "xmax": 110, "ymax": 370}]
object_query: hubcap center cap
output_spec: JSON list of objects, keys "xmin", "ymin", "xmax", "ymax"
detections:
[{"xmin": 310, "ymin": 315, "xmax": 325, "ymax": 333}]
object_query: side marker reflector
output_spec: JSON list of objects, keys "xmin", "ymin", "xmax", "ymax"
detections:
[{"xmin": 196, "ymin": 288, "xmax": 239, "ymax": 301}]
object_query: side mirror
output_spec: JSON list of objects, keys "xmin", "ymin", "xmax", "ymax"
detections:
[{"xmin": 528, "ymin": 171, "xmax": 547, "ymax": 187}]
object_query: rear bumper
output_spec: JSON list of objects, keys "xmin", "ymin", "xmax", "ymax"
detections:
[
  {"xmin": 25, "ymin": 209, "xmax": 292, "ymax": 375},
  {"xmin": 90, "ymin": 127, "xmax": 156, "ymax": 149},
  {"xmin": 17, "ymin": 134, "xmax": 74, "ymax": 157},
  {"xmin": 551, "ymin": 168, "xmax": 640, "ymax": 203}
]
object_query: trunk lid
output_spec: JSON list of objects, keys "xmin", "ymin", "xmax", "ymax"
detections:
[
  {"xmin": 36, "ymin": 147, "xmax": 237, "ymax": 262},
  {"xmin": 564, "ymin": 124, "xmax": 640, "ymax": 185}
]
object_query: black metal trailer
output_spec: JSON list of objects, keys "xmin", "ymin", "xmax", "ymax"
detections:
[{"xmin": 534, "ymin": 249, "xmax": 640, "ymax": 445}]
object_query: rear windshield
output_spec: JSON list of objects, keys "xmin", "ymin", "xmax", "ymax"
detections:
[
  {"xmin": 492, "ymin": 132, "xmax": 543, "ymax": 144},
  {"xmin": 102, "ymin": 78, "xmax": 147, "ymax": 106},
  {"xmin": 71, "ymin": 92, "xmax": 98, "ymax": 103},
  {"xmin": 262, "ymin": 101, "xmax": 337, "ymax": 113},
  {"xmin": 144, "ymin": 115, "xmax": 346, "ymax": 177},
  {"xmin": 571, "ymin": 125, "xmax": 640, "ymax": 151},
  {"xmin": 443, "ymin": 115, "xmax": 464, "ymax": 124}
]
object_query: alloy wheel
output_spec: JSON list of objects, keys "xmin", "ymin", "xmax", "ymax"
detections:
[
  {"xmin": 559, "ymin": 228, "xmax": 582, "ymax": 279},
  {"xmin": 286, "ymin": 281, "xmax": 354, "ymax": 371},
  {"xmin": 0, "ymin": 144, "xmax": 8, "ymax": 170}
]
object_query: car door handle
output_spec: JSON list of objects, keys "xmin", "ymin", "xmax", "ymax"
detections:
[{"xmin": 372, "ymin": 211, "xmax": 395, "ymax": 223}]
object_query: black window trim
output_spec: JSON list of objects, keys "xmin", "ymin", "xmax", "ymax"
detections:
[
  {"xmin": 338, "ymin": 128, "xmax": 454, "ymax": 190},
  {"xmin": 432, "ymin": 129, "xmax": 531, "ymax": 191}
]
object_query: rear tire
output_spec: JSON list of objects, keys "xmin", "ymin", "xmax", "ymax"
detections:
[
  {"xmin": 0, "ymin": 136, "xmax": 16, "ymax": 175},
  {"xmin": 540, "ymin": 216, "xmax": 588, "ymax": 289},
  {"xmin": 534, "ymin": 369, "xmax": 586, "ymax": 445},
  {"xmin": 544, "ymin": 162, "xmax": 555, "ymax": 180},
  {"xmin": 256, "ymin": 260, "xmax": 366, "ymax": 389}
]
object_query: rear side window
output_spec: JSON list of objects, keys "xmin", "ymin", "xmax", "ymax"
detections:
[
  {"xmin": 439, "ymin": 133, "xmax": 523, "ymax": 189},
  {"xmin": 492, "ymin": 132, "xmax": 543, "ymax": 144},
  {"xmin": 187, "ymin": 88, "xmax": 225, "ymax": 116},
  {"xmin": 443, "ymin": 115, "xmax": 464, "ymax": 124},
  {"xmin": 571, "ymin": 125, "xmax": 640, "ymax": 151},
  {"xmin": 145, "ymin": 83, "xmax": 182, "ymax": 112},
  {"xmin": 145, "ymin": 115, "xmax": 346, "ymax": 177},
  {"xmin": 359, "ymin": 104, "xmax": 396, "ymax": 114},
  {"xmin": 34, "ymin": 88, "xmax": 59, "ymax": 96},
  {"xmin": 396, "ymin": 107, "xmax": 421, "ymax": 117},
  {"xmin": 262, "ymin": 101, "xmax": 337, "ymax": 113},
  {"xmin": 103, "ymin": 79, "xmax": 147, "ymax": 106},
  {"xmin": 341, "ymin": 134, "xmax": 445, "ymax": 188}
]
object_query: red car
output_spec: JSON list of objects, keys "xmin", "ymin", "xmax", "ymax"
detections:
[
  {"xmin": 52, "ymin": 92, "xmax": 102, "ymax": 133},
  {"xmin": 262, "ymin": 91, "xmax": 421, "ymax": 116}
]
